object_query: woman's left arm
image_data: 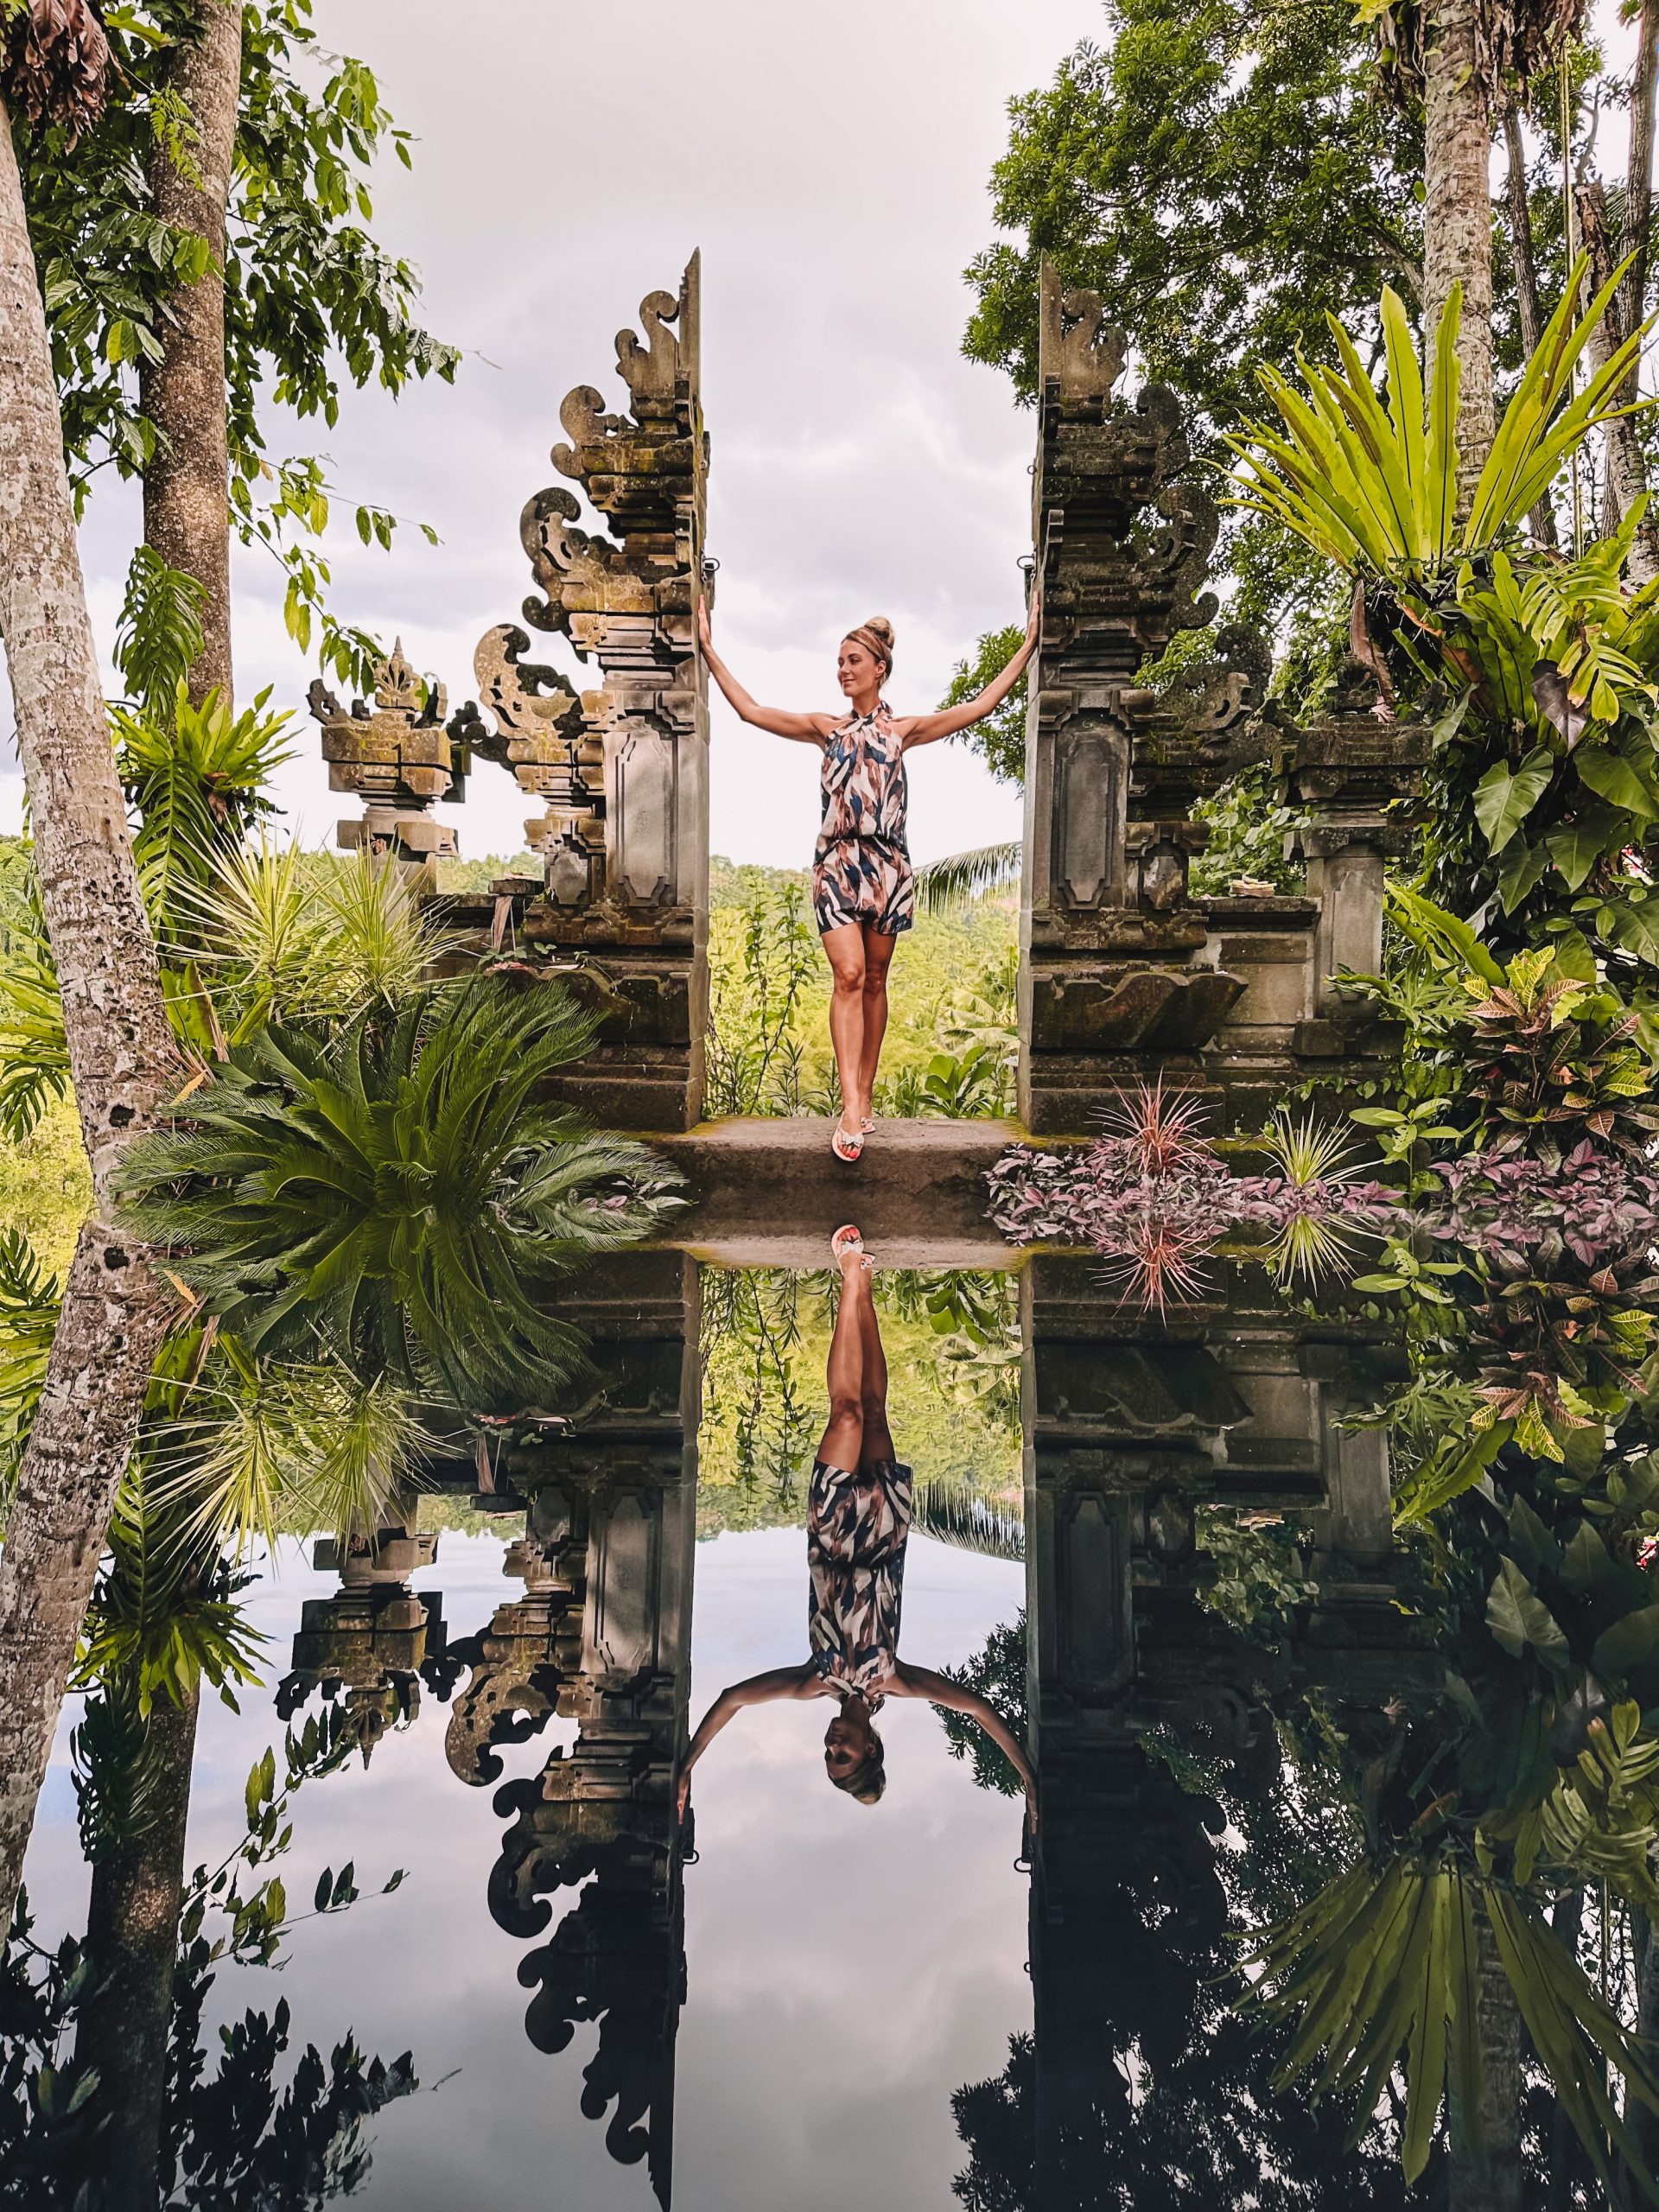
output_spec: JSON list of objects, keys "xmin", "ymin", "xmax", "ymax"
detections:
[
  {"xmin": 895, "ymin": 591, "xmax": 1041, "ymax": 751},
  {"xmin": 893, "ymin": 1662, "xmax": 1038, "ymax": 1816}
]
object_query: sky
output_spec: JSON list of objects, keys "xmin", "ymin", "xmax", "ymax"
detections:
[{"xmin": 1, "ymin": 0, "xmax": 1108, "ymax": 868}]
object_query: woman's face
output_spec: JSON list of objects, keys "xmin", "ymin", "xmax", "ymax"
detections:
[
  {"xmin": 837, "ymin": 639, "xmax": 883, "ymax": 699},
  {"xmin": 823, "ymin": 1703, "xmax": 872, "ymax": 1781}
]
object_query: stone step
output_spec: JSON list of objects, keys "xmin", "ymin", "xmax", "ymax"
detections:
[{"xmin": 653, "ymin": 1115, "xmax": 1057, "ymax": 1269}]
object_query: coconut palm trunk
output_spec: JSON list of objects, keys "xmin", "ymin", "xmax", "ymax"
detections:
[
  {"xmin": 1445, "ymin": 1910, "xmax": 1524, "ymax": 2211},
  {"xmin": 1501, "ymin": 107, "xmax": 1559, "ymax": 546},
  {"xmin": 0, "ymin": 84, "xmax": 180, "ymax": 1933},
  {"xmin": 140, "ymin": 0, "xmax": 243, "ymax": 706},
  {"xmin": 73, "ymin": 1682, "xmax": 200, "ymax": 2210},
  {"xmin": 1423, "ymin": 0, "xmax": 1498, "ymax": 512}
]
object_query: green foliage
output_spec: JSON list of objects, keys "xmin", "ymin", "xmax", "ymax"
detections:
[
  {"xmin": 113, "ymin": 545, "xmax": 205, "ymax": 722},
  {"xmin": 117, "ymin": 687, "xmax": 295, "ymax": 940},
  {"xmin": 0, "ymin": 893, "xmax": 69, "ymax": 1144},
  {"xmin": 964, "ymin": 0, "xmax": 1421, "ymax": 626},
  {"xmin": 705, "ymin": 860, "xmax": 1019, "ymax": 1120},
  {"xmin": 1190, "ymin": 761, "xmax": 1307, "ymax": 896},
  {"xmin": 940, "ymin": 625, "xmax": 1027, "ymax": 785},
  {"xmin": 704, "ymin": 868, "xmax": 821, "ymax": 1116},
  {"xmin": 117, "ymin": 979, "xmax": 683, "ymax": 1404},
  {"xmin": 1349, "ymin": 899, "xmax": 1659, "ymax": 1159},
  {"xmin": 0, "ymin": 1231, "xmax": 60, "ymax": 1510},
  {"xmin": 913, "ymin": 841, "xmax": 1021, "ymax": 915},
  {"xmin": 1242, "ymin": 1854, "xmax": 1659, "ymax": 2190},
  {"xmin": 934, "ymin": 1611, "xmax": 1027, "ymax": 1796},
  {"xmin": 1229, "ymin": 266, "xmax": 1646, "ymax": 572},
  {"xmin": 1231, "ymin": 285, "xmax": 1659, "ymax": 986},
  {"xmin": 21, "ymin": 0, "xmax": 460, "ymax": 688}
]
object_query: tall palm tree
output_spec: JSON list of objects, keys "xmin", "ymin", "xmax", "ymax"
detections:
[
  {"xmin": 0, "ymin": 6, "xmax": 182, "ymax": 1936},
  {"xmin": 1369, "ymin": 1, "xmax": 1591, "ymax": 511}
]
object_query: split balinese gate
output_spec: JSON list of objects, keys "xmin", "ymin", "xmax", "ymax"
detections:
[{"xmin": 308, "ymin": 256, "xmax": 1428, "ymax": 1138}]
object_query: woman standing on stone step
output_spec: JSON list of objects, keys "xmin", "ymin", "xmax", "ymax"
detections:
[
  {"xmin": 697, "ymin": 594, "xmax": 1039, "ymax": 1161},
  {"xmin": 676, "ymin": 1227, "xmax": 1037, "ymax": 1823}
]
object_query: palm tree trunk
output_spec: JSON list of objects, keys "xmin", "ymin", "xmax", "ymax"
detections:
[
  {"xmin": 1574, "ymin": 175, "xmax": 1659, "ymax": 580},
  {"xmin": 1445, "ymin": 1909, "xmax": 1523, "ymax": 2211},
  {"xmin": 73, "ymin": 1681, "xmax": 200, "ymax": 2212},
  {"xmin": 0, "ymin": 87, "xmax": 179, "ymax": 1934},
  {"xmin": 1622, "ymin": 0, "xmax": 1659, "ymax": 347},
  {"xmin": 139, "ymin": 0, "xmax": 242, "ymax": 707},
  {"xmin": 1501, "ymin": 106, "xmax": 1558, "ymax": 546},
  {"xmin": 1423, "ymin": 0, "xmax": 1497, "ymax": 512}
]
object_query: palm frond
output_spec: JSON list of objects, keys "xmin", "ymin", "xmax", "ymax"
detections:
[
  {"xmin": 914, "ymin": 842, "xmax": 1022, "ymax": 915},
  {"xmin": 118, "ymin": 976, "xmax": 684, "ymax": 1405}
]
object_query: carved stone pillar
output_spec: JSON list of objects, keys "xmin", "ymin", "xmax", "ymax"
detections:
[
  {"xmin": 1020, "ymin": 264, "xmax": 1270, "ymax": 1133},
  {"xmin": 446, "ymin": 258, "xmax": 711, "ymax": 1130},
  {"xmin": 1283, "ymin": 658, "xmax": 1430, "ymax": 1036},
  {"xmin": 308, "ymin": 641, "xmax": 461, "ymax": 877}
]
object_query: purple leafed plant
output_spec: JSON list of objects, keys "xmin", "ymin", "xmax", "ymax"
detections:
[
  {"xmin": 984, "ymin": 1085, "xmax": 1402, "ymax": 1307},
  {"xmin": 1427, "ymin": 1145, "xmax": 1659, "ymax": 1274}
]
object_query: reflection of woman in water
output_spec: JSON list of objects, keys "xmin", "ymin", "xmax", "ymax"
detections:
[
  {"xmin": 697, "ymin": 596, "xmax": 1039, "ymax": 1164},
  {"xmin": 677, "ymin": 1228, "xmax": 1037, "ymax": 1823}
]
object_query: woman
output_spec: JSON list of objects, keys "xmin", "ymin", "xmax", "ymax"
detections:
[
  {"xmin": 676, "ymin": 1227, "xmax": 1037, "ymax": 1824},
  {"xmin": 697, "ymin": 594, "xmax": 1039, "ymax": 1161}
]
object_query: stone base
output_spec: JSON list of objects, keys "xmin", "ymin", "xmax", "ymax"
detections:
[{"xmin": 429, "ymin": 892, "xmax": 707, "ymax": 1132}]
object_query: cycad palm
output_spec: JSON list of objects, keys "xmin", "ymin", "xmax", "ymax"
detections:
[{"xmin": 118, "ymin": 978, "xmax": 683, "ymax": 1405}]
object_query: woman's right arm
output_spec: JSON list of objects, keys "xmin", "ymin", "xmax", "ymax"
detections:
[
  {"xmin": 677, "ymin": 1662, "xmax": 817, "ymax": 1816},
  {"xmin": 698, "ymin": 601, "xmax": 831, "ymax": 745}
]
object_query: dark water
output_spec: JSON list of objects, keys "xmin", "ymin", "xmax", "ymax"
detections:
[
  {"xmin": 24, "ymin": 1525, "xmax": 1027, "ymax": 2210},
  {"xmin": 7, "ymin": 1249, "xmax": 1626, "ymax": 2208}
]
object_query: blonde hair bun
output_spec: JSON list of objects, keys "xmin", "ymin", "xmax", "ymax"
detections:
[{"xmin": 844, "ymin": 616, "xmax": 895, "ymax": 672}]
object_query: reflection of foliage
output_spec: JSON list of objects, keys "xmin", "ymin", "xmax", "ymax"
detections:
[
  {"xmin": 1243, "ymin": 1853, "xmax": 1659, "ymax": 2192},
  {"xmin": 697, "ymin": 1268, "xmax": 815, "ymax": 1528},
  {"xmin": 2, "ymin": 1702, "xmax": 413, "ymax": 2208},
  {"xmin": 118, "ymin": 980, "xmax": 682, "ymax": 1404},
  {"xmin": 698, "ymin": 1268, "xmax": 1023, "ymax": 1534},
  {"xmin": 935, "ymin": 1611, "xmax": 1027, "ymax": 1797}
]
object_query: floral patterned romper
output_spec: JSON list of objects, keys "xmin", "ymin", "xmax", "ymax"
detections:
[
  {"xmin": 811, "ymin": 703, "xmax": 915, "ymax": 938},
  {"xmin": 806, "ymin": 1454, "xmax": 915, "ymax": 1707}
]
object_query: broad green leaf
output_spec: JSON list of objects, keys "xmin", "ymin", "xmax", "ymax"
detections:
[
  {"xmin": 1475, "ymin": 749, "xmax": 1554, "ymax": 853},
  {"xmin": 1497, "ymin": 837, "xmax": 1548, "ymax": 912},
  {"xmin": 1592, "ymin": 1603, "xmax": 1659, "ymax": 1685},
  {"xmin": 1486, "ymin": 1557, "xmax": 1571, "ymax": 1669},
  {"xmin": 1575, "ymin": 746, "xmax": 1659, "ymax": 820},
  {"xmin": 1545, "ymin": 804, "xmax": 1625, "ymax": 891}
]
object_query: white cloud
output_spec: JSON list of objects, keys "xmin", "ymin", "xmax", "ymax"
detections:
[{"xmin": 4, "ymin": 0, "xmax": 1100, "ymax": 867}]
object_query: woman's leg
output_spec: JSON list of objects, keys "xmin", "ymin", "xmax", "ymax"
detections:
[
  {"xmin": 857, "ymin": 927, "xmax": 896, "ymax": 1123},
  {"xmin": 821, "ymin": 924, "xmax": 866, "ymax": 1138},
  {"xmin": 855, "ymin": 1277, "xmax": 895, "ymax": 1469},
  {"xmin": 817, "ymin": 1248, "xmax": 868, "ymax": 1471}
]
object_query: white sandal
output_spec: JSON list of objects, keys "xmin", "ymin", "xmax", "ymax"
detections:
[
  {"xmin": 860, "ymin": 1116, "xmax": 874, "ymax": 1135},
  {"xmin": 830, "ymin": 1224, "xmax": 864, "ymax": 1262},
  {"xmin": 831, "ymin": 1123, "xmax": 864, "ymax": 1162}
]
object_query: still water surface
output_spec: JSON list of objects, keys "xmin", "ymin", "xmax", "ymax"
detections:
[{"xmin": 11, "ymin": 1248, "xmax": 1633, "ymax": 2208}]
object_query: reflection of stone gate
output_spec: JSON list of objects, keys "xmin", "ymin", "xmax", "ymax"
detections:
[{"xmin": 311, "ymin": 257, "xmax": 1424, "ymax": 1136}]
